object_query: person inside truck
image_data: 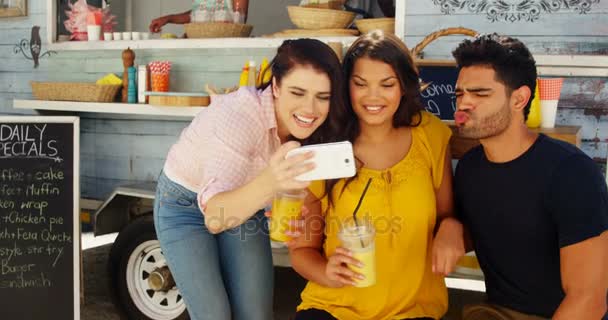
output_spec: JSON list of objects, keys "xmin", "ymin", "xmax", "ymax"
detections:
[
  {"xmin": 149, "ymin": 0, "xmax": 250, "ymax": 33},
  {"xmin": 288, "ymin": 30, "xmax": 465, "ymax": 320},
  {"xmin": 452, "ymin": 33, "xmax": 608, "ymax": 320},
  {"xmin": 153, "ymin": 38, "xmax": 346, "ymax": 320}
]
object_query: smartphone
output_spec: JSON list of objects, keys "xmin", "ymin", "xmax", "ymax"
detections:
[{"xmin": 285, "ymin": 141, "xmax": 356, "ymax": 181}]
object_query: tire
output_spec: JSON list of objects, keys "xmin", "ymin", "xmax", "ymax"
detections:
[{"xmin": 108, "ymin": 215, "xmax": 189, "ymax": 320}]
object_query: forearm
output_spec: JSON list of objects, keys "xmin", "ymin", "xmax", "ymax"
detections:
[
  {"xmin": 169, "ymin": 11, "xmax": 192, "ymax": 24},
  {"xmin": 204, "ymin": 173, "xmax": 274, "ymax": 234},
  {"xmin": 291, "ymin": 247, "xmax": 335, "ymax": 287},
  {"xmin": 553, "ymin": 292, "xmax": 607, "ymax": 320},
  {"xmin": 437, "ymin": 216, "xmax": 474, "ymax": 252}
]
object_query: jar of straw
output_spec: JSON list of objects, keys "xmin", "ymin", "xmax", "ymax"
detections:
[{"xmin": 149, "ymin": 61, "xmax": 171, "ymax": 92}]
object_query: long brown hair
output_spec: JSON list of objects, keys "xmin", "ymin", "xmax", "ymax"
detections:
[
  {"xmin": 258, "ymin": 38, "xmax": 348, "ymax": 146},
  {"xmin": 325, "ymin": 30, "xmax": 425, "ymax": 208}
]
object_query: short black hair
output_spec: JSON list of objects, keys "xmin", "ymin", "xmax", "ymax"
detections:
[{"xmin": 452, "ymin": 33, "xmax": 537, "ymax": 120}]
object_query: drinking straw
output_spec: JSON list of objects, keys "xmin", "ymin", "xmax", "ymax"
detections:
[{"xmin": 351, "ymin": 177, "xmax": 372, "ymax": 247}]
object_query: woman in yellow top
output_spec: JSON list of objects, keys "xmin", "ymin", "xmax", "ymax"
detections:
[{"xmin": 289, "ymin": 31, "xmax": 466, "ymax": 320}]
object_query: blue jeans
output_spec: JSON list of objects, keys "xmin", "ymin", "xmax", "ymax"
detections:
[{"xmin": 153, "ymin": 172, "xmax": 274, "ymax": 320}]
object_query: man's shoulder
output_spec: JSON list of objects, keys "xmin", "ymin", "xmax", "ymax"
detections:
[
  {"xmin": 533, "ymin": 134, "xmax": 594, "ymax": 173},
  {"xmin": 456, "ymin": 144, "xmax": 485, "ymax": 170},
  {"xmin": 536, "ymin": 134, "xmax": 584, "ymax": 159}
]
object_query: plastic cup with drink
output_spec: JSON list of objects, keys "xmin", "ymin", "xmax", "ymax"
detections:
[
  {"xmin": 269, "ymin": 189, "xmax": 307, "ymax": 242},
  {"xmin": 338, "ymin": 216, "xmax": 376, "ymax": 288},
  {"xmin": 337, "ymin": 177, "xmax": 376, "ymax": 288}
]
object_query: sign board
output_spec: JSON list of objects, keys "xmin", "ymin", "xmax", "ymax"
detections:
[
  {"xmin": 418, "ymin": 64, "xmax": 459, "ymax": 121},
  {"xmin": 0, "ymin": 116, "xmax": 80, "ymax": 320}
]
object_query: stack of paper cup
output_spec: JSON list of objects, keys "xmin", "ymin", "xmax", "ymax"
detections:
[
  {"xmin": 538, "ymin": 78, "xmax": 564, "ymax": 128},
  {"xmin": 86, "ymin": 12, "xmax": 102, "ymax": 41}
]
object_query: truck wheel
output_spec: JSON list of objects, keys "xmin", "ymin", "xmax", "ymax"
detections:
[{"xmin": 109, "ymin": 215, "xmax": 188, "ymax": 320}]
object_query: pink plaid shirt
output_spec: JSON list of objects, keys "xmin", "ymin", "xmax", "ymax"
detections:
[{"xmin": 163, "ymin": 86, "xmax": 280, "ymax": 211}]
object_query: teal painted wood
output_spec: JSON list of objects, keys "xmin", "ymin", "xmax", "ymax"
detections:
[
  {"xmin": 405, "ymin": 1, "xmax": 608, "ymax": 15},
  {"xmin": 403, "ymin": 36, "xmax": 608, "ymax": 59},
  {"xmin": 403, "ymin": 14, "xmax": 608, "ymax": 37}
]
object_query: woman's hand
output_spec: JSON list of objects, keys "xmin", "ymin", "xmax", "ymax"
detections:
[
  {"xmin": 265, "ymin": 205, "xmax": 309, "ymax": 247},
  {"xmin": 262, "ymin": 141, "xmax": 315, "ymax": 193},
  {"xmin": 324, "ymin": 247, "xmax": 364, "ymax": 288},
  {"xmin": 149, "ymin": 15, "xmax": 170, "ymax": 33},
  {"xmin": 432, "ymin": 217, "xmax": 465, "ymax": 275}
]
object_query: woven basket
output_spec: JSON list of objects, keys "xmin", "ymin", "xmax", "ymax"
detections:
[
  {"xmin": 31, "ymin": 82, "xmax": 121, "ymax": 102},
  {"xmin": 185, "ymin": 22, "xmax": 253, "ymax": 38},
  {"xmin": 411, "ymin": 27, "xmax": 478, "ymax": 58},
  {"xmin": 287, "ymin": 6, "xmax": 355, "ymax": 30},
  {"xmin": 270, "ymin": 28, "xmax": 359, "ymax": 38},
  {"xmin": 301, "ymin": 0, "xmax": 345, "ymax": 10},
  {"xmin": 355, "ymin": 18, "xmax": 395, "ymax": 34}
]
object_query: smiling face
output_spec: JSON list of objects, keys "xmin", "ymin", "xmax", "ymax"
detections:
[
  {"xmin": 349, "ymin": 57, "xmax": 402, "ymax": 128},
  {"xmin": 454, "ymin": 65, "xmax": 513, "ymax": 139},
  {"xmin": 273, "ymin": 64, "xmax": 331, "ymax": 142}
]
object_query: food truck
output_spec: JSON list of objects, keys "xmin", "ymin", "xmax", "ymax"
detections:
[{"xmin": 0, "ymin": 1, "xmax": 606, "ymax": 319}]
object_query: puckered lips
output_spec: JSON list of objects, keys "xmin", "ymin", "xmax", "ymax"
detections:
[{"xmin": 454, "ymin": 111, "xmax": 470, "ymax": 126}]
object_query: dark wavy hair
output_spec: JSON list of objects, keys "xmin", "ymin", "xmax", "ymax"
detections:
[
  {"xmin": 325, "ymin": 30, "xmax": 425, "ymax": 208},
  {"xmin": 452, "ymin": 33, "xmax": 537, "ymax": 120},
  {"xmin": 258, "ymin": 38, "xmax": 348, "ymax": 145}
]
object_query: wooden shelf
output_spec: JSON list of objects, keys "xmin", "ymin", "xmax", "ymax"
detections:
[
  {"xmin": 47, "ymin": 37, "xmax": 358, "ymax": 51},
  {"xmin": 13, "ymin": 100, "xmax": 206, "ymax": 118}
]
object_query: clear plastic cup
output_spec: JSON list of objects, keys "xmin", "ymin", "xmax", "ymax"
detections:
[
  {"xmin": 269, "ymin": 190, "xmax": 307, "ymax": 242},
  {"xmin": 338, "ymin": 217, "xmax": 376, "ymax": 288}
]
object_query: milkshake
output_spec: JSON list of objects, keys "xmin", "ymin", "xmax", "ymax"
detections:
[
  {"xmin": 269, "ymin": 189, "xmax": 307, "ymax": 242},
  {"xmin": 338, "ymin": 218, "xmax": 376, "ymax": 288}
]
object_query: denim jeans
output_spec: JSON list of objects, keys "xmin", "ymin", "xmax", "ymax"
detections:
[{"xmin": 153, "ymin": 172, "xmax": 274, "ymax": 320}]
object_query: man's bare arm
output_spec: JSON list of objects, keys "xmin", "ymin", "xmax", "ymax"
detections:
[{"xmin": 553, "ymin": 231, "xmax": 608, "ymax": 319}]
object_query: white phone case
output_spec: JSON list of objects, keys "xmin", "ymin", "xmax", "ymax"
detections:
[{"xmin": 286, "ymin": 141, "xmax": 356, "ymax": 181}]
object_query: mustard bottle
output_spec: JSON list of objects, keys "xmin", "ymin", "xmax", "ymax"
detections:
[
  {"xmin": 247, "ymin": 60, "xmax": 257, "ymax": 87},
  {"xmin": 257, "ymin": 58, "xmax": 272, "ymax": 87},
  {"xmin": 526, "ymin": 79, "xmax": 541, "ymax": 128},
  {"xmin": 238, "ymin": 62, "xmax": 249, "ymax": 87}
]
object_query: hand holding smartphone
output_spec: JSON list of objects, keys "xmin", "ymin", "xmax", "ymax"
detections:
[{"xmin": 285, "ymin": 141, "xmax": 356, "ymax": 181}]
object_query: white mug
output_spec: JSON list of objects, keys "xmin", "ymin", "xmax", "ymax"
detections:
[
  {"xmin": 132, "ymin": 32, "xmax": 141, "ymax": 40},
  {"xmin": 122, "ymin": 32, "xmax": 132, "ymax": 41},
  {"xmin": 113, "ymin": 32, "xmax": 122, "ymax": 40},
  {"xmin": 103, "ymin": 32, "xmax": 112, "ymax": 41}
]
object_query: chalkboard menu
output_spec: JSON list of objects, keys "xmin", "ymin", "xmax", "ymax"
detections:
[
  {"xmin": 419, "ymin": 65, "xmax": 459, "ymax": 120},
  {"xmin": 0, "ymin": 117, "xmax": 80, "ymax": 320}
]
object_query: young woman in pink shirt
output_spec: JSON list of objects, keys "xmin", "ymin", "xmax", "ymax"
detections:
[{"xmin": 153, "ymin": 39, "xmax": 346, "ymax": 320}]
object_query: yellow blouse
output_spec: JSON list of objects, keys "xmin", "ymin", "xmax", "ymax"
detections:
[{"xmin": 298, "ymin": 112, "xmax": 452, "ymax": 320}]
